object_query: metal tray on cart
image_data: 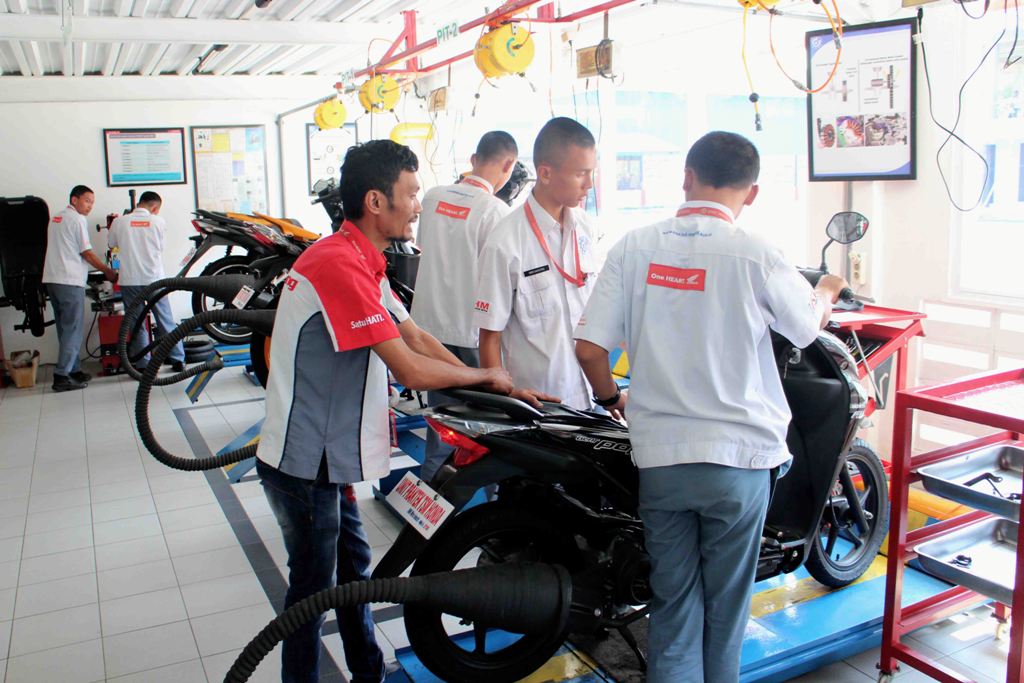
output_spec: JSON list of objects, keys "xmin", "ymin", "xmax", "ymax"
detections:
[
  {"xmin": 915, "ymin": 518, "xmax": 1018, "ymax": 605},
  {"xmin": 918, "ymin": 443, "xmax": 1022, "ymax": 521}
]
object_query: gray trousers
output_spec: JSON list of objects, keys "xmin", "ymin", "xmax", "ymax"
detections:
[
  {"xmin": 639, "ymin": 462, "xmax": 771, "ymax": 683},
  {"xmin": 420, "ymin": 344, "xmax": 480, "ymax": 482},
  {"xmin": 120, "ymin": 285, "xmax": 185, "ymax": 366},
  {"xmin": 46, "ymin": 283, "xmax": 84, "ymax": 377}
]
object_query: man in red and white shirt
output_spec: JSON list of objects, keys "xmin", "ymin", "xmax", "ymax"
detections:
[
  {"xmin": 575, "ymin": 132, "xmax": 848, "ymax": 683},
  {"xmin": 256, "ymin": 140, "xmax": 512, "ymax": 683},
  {"xmin": 411, "ymin": 130, "xmax": 519, "ymax": 481}
]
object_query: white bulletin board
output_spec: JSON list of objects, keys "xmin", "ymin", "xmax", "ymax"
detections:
[{"xmin": 191, "ymin": 125, "xmax": 269, "ymax": 213}]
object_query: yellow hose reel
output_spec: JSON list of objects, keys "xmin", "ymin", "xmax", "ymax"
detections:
[
  {"xmin": 389, "ymin": 123, "xmax": 435, "ymax": 145},
  {"xmin": 474, "ymin": 23, "xmax": 535, "ymax": 79},
  {"xmin": 358, "ymin": 74, "xmax": 401, "ymax": 113},
  {"xmin": 313, "ymin": 98, "xmax": 347, "ymax": 130}
]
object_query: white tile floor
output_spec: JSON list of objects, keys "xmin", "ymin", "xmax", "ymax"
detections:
[{"xmin": 0, "ymin": 363, "xmax": 1014, "ymax": 682}]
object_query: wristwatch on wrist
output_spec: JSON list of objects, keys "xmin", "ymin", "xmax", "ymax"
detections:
[{"xmin": 593, "ymin": 387, "xmax": 621, "ymax": 408}]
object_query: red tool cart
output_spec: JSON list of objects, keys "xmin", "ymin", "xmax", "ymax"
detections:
[{"xmin": 880, "ymin": 367, "xmax": 1023, "ymax": 683}]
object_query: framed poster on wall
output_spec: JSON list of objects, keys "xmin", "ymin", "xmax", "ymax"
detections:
[
  {"xmin": 807, "ymin": 18, "xmax": 917, "ymax": 182},
  {"xmin": 306, "ymin": 123, "xmax": 358, "ymax": 195},
  {"xmin": 103, "ymin": 128, "xmax": 187, "ymax": 186},
  {"xmin": 190, "ymin": 125, "xmax": 269, "ymax": 213}
]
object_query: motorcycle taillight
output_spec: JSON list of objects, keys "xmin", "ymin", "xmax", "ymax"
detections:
[
  {"xmin": 425, "ymin": 417, "xmax": 489, "ymax": 467},
  {"xmin": 191, "ymin": 220, "xmax": 203, "ymax": 233}
]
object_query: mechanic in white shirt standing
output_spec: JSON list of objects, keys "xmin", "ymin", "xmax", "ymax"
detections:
[
  {"xmin": 41, "ymin": 185, "xmax": 118, "ymax": 392},
  {"xmin": 108, "ymin": 191, "xmax": 185, "ymax": 373},
  {"xmin": 413, "ymin": 130, "xmax": 546, "ymax": 481},
  {"xmin": 574, "ymin": 132, "xmax": 849, "ymax": 683},
  {"xmin": 474, "ymin": 117, "xmax": 599, "ymax": 410}
]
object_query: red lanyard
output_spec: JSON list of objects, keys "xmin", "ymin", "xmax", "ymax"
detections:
[
  {"xmin": 675, "ymin": 205, "xmax": 733, "ymax": 223},
  {"xmin": 461, "ymin": 176, "xmax": 490, "ymax": 192},
  {"xmin": 524, "ymin": 201, "xmax": 586, "ymax": 288}
]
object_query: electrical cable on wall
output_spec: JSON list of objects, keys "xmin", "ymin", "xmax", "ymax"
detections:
[
  {"xmin": 1006, "ymin": 0, "xmax": 1021, "ymax": 66},
  {"xmin": 917, "ymin": 7, "xmax": 1005, "ymax": 212},
  {"xmin": 765, "ymin": 0, "xmax": 844, "ymax": 93}
]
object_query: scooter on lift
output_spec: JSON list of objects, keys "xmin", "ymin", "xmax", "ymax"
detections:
[{"xmin": 362, "ymin": 211, "xmax": 892, "ymax": 682}]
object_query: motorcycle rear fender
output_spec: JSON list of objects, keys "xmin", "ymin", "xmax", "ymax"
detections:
[{"xmin": 371, "ymin": 452, "xmax": 533, "ymax": 579}]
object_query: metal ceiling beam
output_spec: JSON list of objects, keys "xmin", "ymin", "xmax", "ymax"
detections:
[
  {"xmin": 176, "ymin": 43, "xmax": 209, "ymax": 75},
  {"xmin": 140, "ymin": 42, "xmax": 169, "ymax": 75},
  {"xmin": 130, "ymin": 0, "xmax": 149, "ymax": 17},
  {"xmin": 111, "ymin": 41, "xmax": 137, "ymax": 75},
  {"xmin": 74, "ymin": 40, "xmax": 87, "ymax": 76},
  {"xmin": 72, "ymin": 0, "xmax": 89, "ymax": 14},
  {"xmin": 8, "ymin": 41, "xmax": 32, "ymax": 76},
  {"xmin": 0, "ymin": 14, "xmax": 389, "ymax": 46},
  {"xmin": 101, "ymin": 42, "xmax": 120, "ymax": 75},
  {"xmin": 168, "ymin": 0, "xmax": 194, "ymax": 18},
  {"xmin": 25, "ymin": 40, "xmax": 44, "ymax": 76},
  {"xmin": 213, "ymin": 44, "xmax": 261, "ymax": 75},
  {"xmin": 116, "ymin": 0, "xmax": 133, "ymax": 15},
  {"xmin": 61, "ymin": 39, "xmax": 73, "ymax": 75},
  {"xmin": 7, "ymin": 0, "xmax": 27, "ymax": 12}
]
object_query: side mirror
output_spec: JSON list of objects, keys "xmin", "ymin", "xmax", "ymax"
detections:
[{"xmin": 826, "ymin": 212, "xmax": 869, "ymax": 244}]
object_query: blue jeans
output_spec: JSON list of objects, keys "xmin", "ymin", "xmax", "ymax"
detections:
[
  {"xmin": 46, "ymin": 283, "xmax": 84, "ymax": 376},
  {"xmin": 120, "ymin": 285, "xmax": 185, "ymax": 366},
  {"xmin": 639, "ymin": 462, "xmax": 771, "ymax": 683},
  {"xmin": 257, "ymin": 459, "xmax": 385, "ymax": 683}
]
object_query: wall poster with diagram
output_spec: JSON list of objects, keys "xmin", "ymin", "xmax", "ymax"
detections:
[
  {"xmin": 191, "ymin": 125, "xmax": 269, "ymax": 213},
  {"xmin": 806, "ymin": 18, "xmax": 917, "ymax": 181},
  {"xmin": 306, "ymin": 123, "xmax": 358, "ymax": 195}
]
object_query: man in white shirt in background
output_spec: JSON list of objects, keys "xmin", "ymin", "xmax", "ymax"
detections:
[
  {"xmin": 474, "ymin": 117, "xmax": 599, "ymax": 410},
  {"xmin": 412, "ymin": 130, "xmax": 524, "ymax": 480},
  {"xmin": 41, "ymin": 185, "xmax": 117, "ymax": 392},
  {"xmin": 574, "ymin": 131, "xmax": 849, "ymax": 683},
  {"xmin": 108, "ymin": 191, "xmax": 185, "ymax": 373}
]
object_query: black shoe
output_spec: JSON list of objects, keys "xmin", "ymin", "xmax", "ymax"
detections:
[
  {"xmin": 70, "ymin": 371, "xmax": 92, "ymax": 384},
  {"xmin": 170, "ymin": 360, "xmax": 185, "ymax": 373},
  {"xmin": 52, "ymin": 374, "xmax": 86, "ymax": 392}
]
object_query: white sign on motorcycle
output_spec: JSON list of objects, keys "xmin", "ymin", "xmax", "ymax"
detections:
[{"xmin": 385, "ymin": 472, "xmax": 454, "ymax": 539}]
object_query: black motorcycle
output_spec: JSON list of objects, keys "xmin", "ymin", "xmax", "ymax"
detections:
[{"xmin": 370, "ymin": 211, "xmax": 889, "ymax": 683}]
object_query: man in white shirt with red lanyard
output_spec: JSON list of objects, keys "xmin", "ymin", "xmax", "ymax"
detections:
[
  {"xmin": 412, "ymin": 130, "xmax": 520, "ymax": 481},
  {"xmin": 474, "ymin": 117, "xmax": 599, "ymax": 410},
  {"xmin": 41, "ymin": 185, "xmax": 117, "ymax": 392},
  {"xmin": 574, "ymin": 131, "xmax": 848, "ymax": 682},
  {"xmin": 108, "ymin": 191, "xmax": 186, "ymax": 373},
  {"xmin": 255, "ymin": 139, "xmax": 513, "ymax": 683}
]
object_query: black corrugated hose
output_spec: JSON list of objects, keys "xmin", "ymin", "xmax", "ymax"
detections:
[
  {"xmin": 118, "ymin": 274, "xmax": 257, "ymax": 384},
  {"xmin": 224, "ymin": 563, "xmax": 572, "ymax": 683},
  {"xmin": 134, "ymin": 308, "xmax": 275, "ymax": 471}
]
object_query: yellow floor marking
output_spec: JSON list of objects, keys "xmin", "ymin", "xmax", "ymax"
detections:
[
  {"xmin": 518, "ymin": 649, "xmax": 601, "ymax": 682},
  {"xmin": 750, "ymin": 554, "xmax": 888, "ymax": 619}
]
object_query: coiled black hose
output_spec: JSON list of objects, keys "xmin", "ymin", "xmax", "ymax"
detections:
[
  {"xmin": 135, "ymin": 308, "xmax": 275, "ymax": 471},
  {"xmin": 118, "ymin": 275, "xmax": 257, "ymax": 383},
  {"xmin": 224, "ymin": 562, "xmax": 572, "ymax": 683}
]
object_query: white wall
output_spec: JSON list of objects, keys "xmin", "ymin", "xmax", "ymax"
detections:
[{"xmin": 0, "ymin": 76, "xmax": 340, "ymax": 364}]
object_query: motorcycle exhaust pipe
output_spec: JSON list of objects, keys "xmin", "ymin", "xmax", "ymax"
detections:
[
  {"xmin": 118, "ymin": 274, "xmax": 258, "ymax": 383},
  {"xmin": 224, "ymin": 562, "xmax": 573, "ymax": 683},
  {"xmin": 135, "ymin": 308, "xmax": 277, "ymax": 471}
]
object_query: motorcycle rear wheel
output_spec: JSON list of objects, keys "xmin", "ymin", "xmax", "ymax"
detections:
[
  {"xmin": 404, "ymin": 502, "xmax": 581, "ymax": 683},
  {"xmin": 190, "ymin": 255, "xmax": 254, "ymax": 344},
  {"xmin": 805, "ymin": 438, "xmax": 890, "ymax": 587}
]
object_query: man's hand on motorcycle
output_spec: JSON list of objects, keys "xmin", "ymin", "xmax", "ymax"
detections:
[
  {"xmin": 510, "ymin": 388, "xmax": 561, "ymax": 408},
  {"xmin": 816, "ymin": 274, "xmax": 850, "ymax": 304},
  {"xmin": 479, "ymin": 368, "xmax": 514, "ymax": 395},
  {"xmin": 606, "ymin": 390, "xmax": 628, "ymax": 422}
]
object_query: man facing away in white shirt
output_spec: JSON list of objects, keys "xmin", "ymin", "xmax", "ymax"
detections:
[
  {"xmin": 412, "ymin": 131, "xmax": 521, "ymax": 480},
  {"xmin": 473, "ymin": 117, "xmax": 599, "ymax": 411},
  {"xmin": 575, "ymin": 131, "xmax": 849, "ymax": 683},
  {"xmin": 108, "ymin": 191, "xmax": 185, "ymax": 372}
]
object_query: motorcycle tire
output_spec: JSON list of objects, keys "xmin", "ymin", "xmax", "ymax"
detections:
[
  {"xmin": 805, "ymin": 438, "xmax": 890, "ymax": 588},
  {"xmin": 184, "ymin": 339, "xmax": 216, "ymax": 363},
  {"xmin": 190, "ymin": 255, "xmax": 255, "ymax": 345},
  {"xmin": 404, "ymin": 502, "xmax": 580, "ymax": 683},
  {"xmin": 249, "ymin": 332, "xmax": 271, "ymax": 388}
]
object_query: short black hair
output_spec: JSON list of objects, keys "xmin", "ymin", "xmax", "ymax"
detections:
[
  {"xmin": 532, "ymin": 117, "xmax": 595, "ymax": 168},
  {"xmin": 684, "ymin": 131, "xmax": 760, "ymax": 189},
  {"xmin": 138, "ymin": 191, "xmax": 162, "ymax": 206},
  {"xmin": 475, "ymin": 131, "xmax": 518, "ymax": 163},
  {"xmin": 339, "ymin": 140, "xmax": 419, "ymax": 220},
  {"xmin": 70, "ymin": 185, "xmax": 93, "ymax": 201}
]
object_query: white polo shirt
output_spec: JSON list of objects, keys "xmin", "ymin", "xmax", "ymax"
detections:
[
  {"xmin": 574, "ymin": 200, "xmax": 826, "ymax": 470},
  {"xmin": 257, "ymin": 222, "xmax": 409, "ymax": 484},
  {"xmin": 107, "ymin": 207, "xmax": 167, "ymax": 286},
  {"xmin": 411, "ymin": 175, "xmax": 510, "ymax": 348},
  {"xmin": 474, "ymin": 192, "xmax": 598, "ymax": 409},
  {"xmin": 41, "ymin": 205, "xmax": 92, "ymax": 287}
]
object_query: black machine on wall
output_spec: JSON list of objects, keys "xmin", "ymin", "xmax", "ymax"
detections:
[{"xmin": 0, "ymin": 196, "xmax": 53, "ymax": 337}]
